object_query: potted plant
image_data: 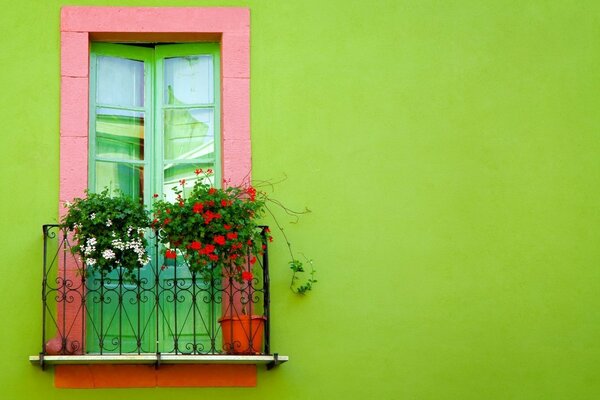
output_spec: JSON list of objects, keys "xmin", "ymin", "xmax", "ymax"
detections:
[
  {"xmin": 61, "ymin": 188, "xmax": 151, "ymax": 277},
  {"xmin": 152, "ymin": 169, "xmax": 269, "ymax": 354}
]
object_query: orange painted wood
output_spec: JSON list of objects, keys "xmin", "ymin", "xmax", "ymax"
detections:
[
  {"xmin": 55, "ymin": 364, "xmax": 256, "ymax": 388},
  {"xmin": 157, "ymin": 364, "xmax": 256, "ymax": 387},
  {"xmin": 55, "ymin": 365, "xmax": 95, "ymax": 388}
]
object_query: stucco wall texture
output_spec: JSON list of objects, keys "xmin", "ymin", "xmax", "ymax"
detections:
[{"xmin": 0, "ymin": 1, "xmax": 599, "ymax": 399}]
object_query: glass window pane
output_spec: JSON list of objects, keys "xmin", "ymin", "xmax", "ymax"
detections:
[
  {"xmin": 164, "ymin": 108, "xmax": 214, "ymax": 161},
  {"xmin": 95, "ymin": 108, "xmax": 144, "ymax": 161},
  {"xmin": 164, "ymin": 55, "xmax": 213, "ymax": 105},
  {"xmin": 163, "ymin": 163, "xmax": 215, "ymax": 202},
  {"xmin": 97, "ymin": 56, "xmax": 144, "ymax": 107},
  {"xmin": 95, "ymin": 161, "xmax": 144, "ymax": 202}
]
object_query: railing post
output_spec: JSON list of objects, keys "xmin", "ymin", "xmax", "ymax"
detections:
[
  {"xmin": 154, "ymin": 229, "xmax": 160, "ymax": 355},
  {"xmin": 41, "ymin": 225, "xmax": 50, "ymax": 358},
  {"xmin": 261, "ymin": 226, "xmax": 271, "ymax": 355}
]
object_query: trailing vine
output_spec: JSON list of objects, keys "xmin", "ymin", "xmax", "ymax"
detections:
[{"xmin": 257, "ymin": 178, "xmax": 317, "ymax": 295}]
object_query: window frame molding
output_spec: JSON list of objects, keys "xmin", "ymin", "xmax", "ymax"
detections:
[
  {"xmin": 58, "ymin": 6, "xmax": 253, "ymax": 388},
  {"xmin": 60, "ymin": 6, "xmax": 250, "ymax": 214}
]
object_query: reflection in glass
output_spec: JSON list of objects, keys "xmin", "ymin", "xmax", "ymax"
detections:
[
  {"xmin": 95, "ymin": 108, "xmax": 144, "ymax": 161},
  {"xmin": 163, "ymin": 163, "xmax": 215, "ymax": 202},
  {"xmin": 97, "ymin": 56, "xmax": 144, "ymax": 107},
  {"xmin": 164, "ymin": 55, "xmax": 213, "ymax": 105},
  {"xmin": 164, "ymin": 108, "xmax": 214, "ymax": 161},
  {"xmin": 95, "ymin": 161, "xmax": 144, "ymax": 202}
]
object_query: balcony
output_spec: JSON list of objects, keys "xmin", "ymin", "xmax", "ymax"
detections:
[{"xmin": 30, "ymin": 224, "xmax": 287, "ymax": 369}]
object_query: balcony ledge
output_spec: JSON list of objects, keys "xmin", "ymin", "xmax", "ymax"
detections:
[{"xmin": 29, "ymin": 353, "xmax": 288, "ymax": 369}]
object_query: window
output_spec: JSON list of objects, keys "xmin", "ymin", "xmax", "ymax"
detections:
[
  {"xmin": 86, "ymin": 42, "xmax": 222, "ymax": 354},
  {"xmin": 89, "ymin": 42, "xmax": 221, "ymax": 205}
]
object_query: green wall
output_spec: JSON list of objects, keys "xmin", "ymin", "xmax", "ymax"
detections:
[{"xmin": 1, "ymin": 1, "xmax": 599, "ymax": 398}]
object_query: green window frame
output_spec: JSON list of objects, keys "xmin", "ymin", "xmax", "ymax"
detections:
[{"xmin": 88, "ymin": 42, "xmax": 222, "ymax": 206}]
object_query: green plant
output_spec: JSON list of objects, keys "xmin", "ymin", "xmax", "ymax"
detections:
[
  {"xmin": 153, "ymin": 169, "xmax": 317, "ymax": 293},
  {"xmin": 289, "ymin": 257, "xmax": 317, "ymax": 295},
  {"xmin": 61, "ymin": 188, "xmax": 150, "ymax": 276},
  {"xmin": 265, "ymin": 205, "xmax": 317, "ymax": 295},
  {"xmin": 152, "ymin": 169, "xmax": 269, "ymax": 282}
]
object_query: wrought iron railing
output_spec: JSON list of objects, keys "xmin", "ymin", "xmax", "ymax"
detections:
[{"xmin": 39, "ymin": 224, "xmax": 271, "ymax": 359}]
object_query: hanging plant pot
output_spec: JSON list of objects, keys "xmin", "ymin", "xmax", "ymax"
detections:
[{"xmin": 218, "ymin": 315, "xmax": 266, "ymax": 355}]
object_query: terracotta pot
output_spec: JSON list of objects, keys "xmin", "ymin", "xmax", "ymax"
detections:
[
  {"xmin": 218, "ymin": 315, "xmax": 266, "ymax": 354},
  {"xmin": 45, "ymin": 336, "xmax": 76, "ymax": 355}
]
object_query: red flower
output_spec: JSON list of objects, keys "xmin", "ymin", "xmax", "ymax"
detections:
[
  {"xmin": 264, "ymin": 227, "xmax": 271, "ymax": 233},
  {"xmin": 163, "ymin": 218, "xmax": 171, "ymax": 225},
  {"xmin": 179, "ymin": 201, "xmax": 184, "ymax": 207},
  {"xmin": 262, "ymin": 244, "xmax": 267, "ymax": 250},
  {"xmin": 246, "ymin": 187, "xmax": 257, "ymax": 201},
  {"xmin": 179, "ymin": 179, "xmax": 186, "ymax": 186},
  {"xmin": 165, "ymin": 249, "xmax": 177, "ymax": 259},
  {"xmin": 269, "ymin": 237, "xmax": 273, "ymax": 242},
  {"xmin": 203, "ymin": 210, "xmax": 221, "ymax": 224},
  {"xmin": 207, "ymin": 169, "xmax": 213, "ymax": 174},
  {"xmin": 231, "ymin": 242, "xmax": 242, "ymax": 250},
  {"xmin": 208, "ymin": 188, "xmax": 217, "ymax": 195},
  {"xmin": 203, "ymin": 244, "xmax": 215, "ymax": 254},
  {"xmin": 250, "ymin": 257, "xmax": 257, "ymax": 265},
  {"xmin": 220, "ymin": 199, "xmax": 229, "ymax": 207},
  {"xmin": 223, "ymin": 224, "xmax": 232, "ymax": 230},
  {"xmin": 206, "ymin": 200, "xmax": 215, "ymax": 207},
  {"xmin": 153, "ymin": 193, "xmax": 159, "ymax": 198},
  {"xmin": 195, "ymin": 168, "xmax": 203, "ymax": 175},
  {"xmin": 214, "ymin": 235, "xmax": 226, "ymax": 246},
  {"xmin": 242, "ymin": 271, "xmax": 253, "ymax": 281},
  {"xmin": 247, "ymin": 240, "xmax": 253, "ymax": 245},
  {"xmin": 193, "ymin": 202, "xmax": 203, "ymax": 213},
  {"xmin": 208, "ymin": 253, "xmax": 219, "ymax": 261},
  {"xmin": 190, "ymin": 241, "xmax": 202, "ymax": 251},
  {"xmin": 226, "ymin": 232, "xmax": 238, "ymax": 240},
  {"xmin": 166, "ymin": 209, "xmax": 171, "ymax": 214}
]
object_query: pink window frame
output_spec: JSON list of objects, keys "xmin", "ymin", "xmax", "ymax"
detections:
[
  {"xmin": 58, "ymin": 6, "xmax": 250, "ymax": 354},
  {"xmin": 60, "ymin": 6, "xmax": 251, "ymax": 211}
]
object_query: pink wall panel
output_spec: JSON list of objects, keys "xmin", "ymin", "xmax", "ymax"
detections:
[{"xmin": 60, "ymin": 32, "xmax": 89, "ymax": 78}]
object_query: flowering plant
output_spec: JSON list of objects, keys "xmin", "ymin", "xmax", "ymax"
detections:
[
  {"xmin": 152, "ymin": 169, "xmax": 270, "ymax": 282},
  {"xmin": 61, "ymin": 189, "xmax": 151, "ymax": 276}
]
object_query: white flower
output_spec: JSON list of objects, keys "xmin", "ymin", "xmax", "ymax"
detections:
[
  {"xmin": 111, "ymin": 238, "xmax": 125, "ymax": 251},
  {"xmin": 90, "ymin": 213, "xmax": 96, "ymax": 220},
  {"xmin": 138, "ymin": 255, "xmax": 150, "ymax": 266},
  {"xmin": 83, "ymin": 237, "xmax": 97, "ymax": 256},
  {"xmin": 86, "ymin": 258, "xmax": 97, "ymax": 266},
  {"xmin": 102, "ymin": 249, "xmax": 116, "ymax": 260},
  {"xmin": 106, "ymin": 219, "xmax": 112, "ymax": 227}
]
